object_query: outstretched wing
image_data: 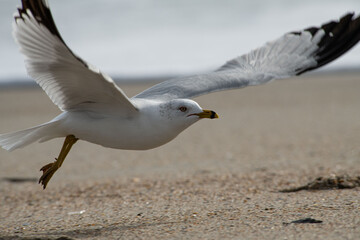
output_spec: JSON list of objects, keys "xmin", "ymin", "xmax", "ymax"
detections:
[
  {"xmin": 14, "ymin": 0, "xmax": 138, "ymax": 114},
  {"xmin": 134, "ymin": 13, "xmax": 360, "ymax": 101}
]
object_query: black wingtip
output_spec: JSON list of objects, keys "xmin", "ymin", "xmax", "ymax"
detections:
[
  {"xmin": 15, "ymin": 0, "xmax": 89, "ymax": 68},
  {"xmin": 15, "ymin": 0, "xmax": 66, "ymax": 43},
  {"xmin": 296, "ymin": 12, "xmax": 360, "ymax": 75}
]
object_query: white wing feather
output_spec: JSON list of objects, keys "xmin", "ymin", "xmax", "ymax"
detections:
[
  {"xmin": 14, "ymin": 2, "xmax": 137, "ymax": 115},
  {"xmin": 135, "ymin": 13, "xmax": 360, "ymax": 100}
]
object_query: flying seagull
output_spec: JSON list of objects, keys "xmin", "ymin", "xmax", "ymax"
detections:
[{"xmin": 1, "ymin": 0, "xmax": 360, "ymax": 189}]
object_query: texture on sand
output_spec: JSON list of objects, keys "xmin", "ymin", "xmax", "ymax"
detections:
[{"xmin": 0, "ymin": 73, "xmax": 360, "ymax": 239}]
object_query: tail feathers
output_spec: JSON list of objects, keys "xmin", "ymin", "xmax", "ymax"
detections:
[{"xmin": 0, "ymin": 121, "xmax": 60, "ymax": 151}]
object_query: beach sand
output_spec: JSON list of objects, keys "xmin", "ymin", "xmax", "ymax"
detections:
[{"xmin": 0, "ymin": 73, "xmax": 360, "ymax": 239}]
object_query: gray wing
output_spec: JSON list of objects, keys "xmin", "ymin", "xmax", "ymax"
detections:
[
  {"xmin": 134, "ymin": 13, "xmax": 360, "ymax": 101},
  {"xmin": 14, "ymin": 0, "xmax": 138, "ymax": 115}
]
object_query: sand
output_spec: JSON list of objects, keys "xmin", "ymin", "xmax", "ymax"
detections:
[{"xmin": 0, "ymin": 73, "xmax": 360, "ymax": 239}]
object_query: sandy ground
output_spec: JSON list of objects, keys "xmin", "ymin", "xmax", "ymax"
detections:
[{"xmin": 0, "ymin": 73, "xmax": 360, "ymax": 239}]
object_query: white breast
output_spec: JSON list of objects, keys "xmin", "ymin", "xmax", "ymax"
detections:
[{"xmin": 55, "ymin": 100, "xmax": 182, "ymax": 150}]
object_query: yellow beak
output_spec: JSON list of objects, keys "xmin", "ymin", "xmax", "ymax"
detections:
[{"xmin": 191, "ymin": 109, "xmax": 219, "ymax": 119}]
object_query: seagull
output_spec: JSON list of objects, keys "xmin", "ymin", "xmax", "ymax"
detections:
[{"xmin": 1, "ymin": 0, "xmax": 360, "ymax": 189}]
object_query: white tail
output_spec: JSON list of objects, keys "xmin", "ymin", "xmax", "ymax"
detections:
[{"xmin": 0, "ymin": 121, "xmax": 61, "ymax": 152}]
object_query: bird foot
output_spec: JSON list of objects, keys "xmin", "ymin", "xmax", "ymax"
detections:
[
  {"xmin": 38, "ymin": 135, "xmax": 78, "ymax": 189},
  {"xmin": 39, "ymin": 159, "xmax": 59, "ymax": 189}
]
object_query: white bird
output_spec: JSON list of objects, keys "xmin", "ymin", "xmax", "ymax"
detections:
[{"xmin": 1, "ymin": 0, "xmax": 359, "ymax": 189}]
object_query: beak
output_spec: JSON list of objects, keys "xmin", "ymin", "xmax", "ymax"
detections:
[{"xmin": 189, "ymin": 109, "xmax": 219, "ymax": 119}]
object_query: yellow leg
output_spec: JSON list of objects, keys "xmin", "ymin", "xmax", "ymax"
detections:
[{"xmin": 39, "ymin": 135, "xmax": 78, "ymax": 189}]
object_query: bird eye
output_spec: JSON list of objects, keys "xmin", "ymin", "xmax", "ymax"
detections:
[{"xmin": 179, "ymin": 106, "xmax": 187, "ymax": 112}]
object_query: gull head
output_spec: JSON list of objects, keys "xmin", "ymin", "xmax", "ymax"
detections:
[
  {"xmin": 129, "ymin": 98, "xmax": 219, "ymax": 149},
  {"xmin": 156, "ymin": 99, "xmax": 219, "ymax": 130},
  {"xmin": 163, "ymin": 98, "xmax": 218, "ymax": 120}
]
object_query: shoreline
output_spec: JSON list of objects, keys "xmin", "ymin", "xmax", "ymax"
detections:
[{"xmin": 1, "ymin": 68, "xmax": 360, "ymax": 89}]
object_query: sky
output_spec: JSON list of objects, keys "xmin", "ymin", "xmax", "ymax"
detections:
[{"xmin": 0, "ymin": 0, "xmax": 359, "ymax": 83}]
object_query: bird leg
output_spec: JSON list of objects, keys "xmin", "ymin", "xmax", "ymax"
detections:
[{"xmin": 39, "ymin": 135, "xmax": 78, "ymax": 189}]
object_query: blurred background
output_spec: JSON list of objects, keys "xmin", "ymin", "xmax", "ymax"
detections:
[{"xmin": 0, "ymin": 0, "xmax": 359, "ymax": 85}]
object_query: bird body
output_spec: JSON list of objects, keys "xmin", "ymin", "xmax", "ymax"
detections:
[
  {"xmin": 1, "ymin": 0, "xmax": 359, "ymax": 188},
  {"xmin": 1, "ymin": 98, "xmax": 205, "ymax": 151},
  {"xmin": 52, "ymin": 99, "xmax": 204, "ymax": 150}
]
